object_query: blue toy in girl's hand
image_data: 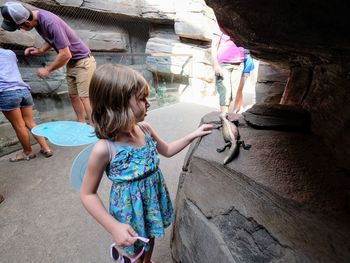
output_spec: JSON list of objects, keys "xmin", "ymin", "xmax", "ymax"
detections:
[
  {"xmin": 31, "ymin": 121, "xmax": 98, "ymax": 146},
  {"xmin": 70, "ymin": 143, "xmax": 95, "ymax": 192}
]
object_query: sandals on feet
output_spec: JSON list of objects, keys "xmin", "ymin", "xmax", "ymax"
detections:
[
  {"xmin": 40, "ymin": 149, "xmax": 53, "ymax": 158},
  {"xmin": 9, "ymin": 152, "xmax": 36, "ymax": 162}
]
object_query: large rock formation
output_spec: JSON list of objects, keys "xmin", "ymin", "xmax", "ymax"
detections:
[
  {"xmin": 206, "ymin": 0, "xmax": 349, "ymax": 66},
  {"xmin": 205, "ymin": 0, "xmax": 350, "ymax": 172},
  {"xmin": 2, "ymin": 1, "xmax": 347, "ymax": 263},
  {"xmin": 171, "ymin": 1, "xmax": 350, "ymax": 262},
  {"xmin": 0, "ymin": 0, "xmax": 218, "ymax": 102},
  {"xmin": 0, "ymin": 0, "xmax": 222, "ymax": 155},
  {"xmin": 172, "ymin": 112, "xmax": 350, "ymax": 262}
]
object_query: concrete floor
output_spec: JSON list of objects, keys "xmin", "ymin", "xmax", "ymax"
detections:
[{"xmin": 0, "ymin": 102, "xmax": 217, "ymax": 263}]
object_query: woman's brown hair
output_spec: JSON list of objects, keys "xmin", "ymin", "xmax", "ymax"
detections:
[{"xmin": 89, "ymin": 64, "xmax": 149, "ymax": 140}]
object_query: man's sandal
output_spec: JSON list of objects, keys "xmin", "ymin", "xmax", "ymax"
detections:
[
  {"xmin": 40, "ymin": 149, "xmax": 53, "ymax": 158},
  {"xmin": 9, "ymin": 152, "xmax": 36, "ymax": 162}
]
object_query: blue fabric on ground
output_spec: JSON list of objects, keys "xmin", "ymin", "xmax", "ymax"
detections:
[{"xmin": 31, "ymin": 121, "xmax": 98, "ymax": 146}]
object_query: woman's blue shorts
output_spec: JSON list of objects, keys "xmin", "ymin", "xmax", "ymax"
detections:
[{"xmin": 0, "ymin": 88, "xmax": 33, "ymax": 111}]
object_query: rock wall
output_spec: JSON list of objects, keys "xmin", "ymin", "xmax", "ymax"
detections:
[
  {"xmin": 170, "ymin": 1, "xmax": 350, "ymax": 262},
  {"xmin": 172, "ymin": 112, "xmax": 350, "ymax": 262},
  {"xmin": 205, "ymin": 0, "xmax": 350, "ymax": 172},
  {"xmin": 0, "ymin": 0, "xmax": 224, "ymax": 154},
  {"xmin": 0, "ymin": 0, "xmax": 223, "ymax": 101},
  {"xmin": 4, "ymin": 1, "xmax": 346, "ymax": 262}
]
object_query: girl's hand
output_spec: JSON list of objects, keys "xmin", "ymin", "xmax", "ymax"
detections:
[
  {"xmin": 111, "ymin": 222, "xmax": 138, "ymax": 248},
  {"xmin": 192, "ymin": 124, "xmax": 214, "ymax": 138}
]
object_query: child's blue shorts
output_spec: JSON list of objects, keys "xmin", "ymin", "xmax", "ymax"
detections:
[{"xmin": 243, "ymin": 54, "xmax": 255, "ymax": 74}]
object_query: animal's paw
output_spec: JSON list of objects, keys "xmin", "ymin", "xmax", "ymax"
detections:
[{"xmin": 239, "ymin": 140, "xmax": 252, "ymax": 150}]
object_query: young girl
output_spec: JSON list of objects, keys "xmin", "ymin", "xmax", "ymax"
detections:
[{"xmin": 80, "ymin": 64, "xmax": 213, "ymax": 263}]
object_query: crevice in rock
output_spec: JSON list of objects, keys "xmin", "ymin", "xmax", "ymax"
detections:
[
  {"xmin": 183, "ymin": 198, "xmax": 291, "ymax": 262},
  {"xmin": 210, "ymin": 206, "xmax": 289, "ymax": 262},
  {"xmin": 301, "ymin": 66, "xmax": 314, "ymax": 104}
]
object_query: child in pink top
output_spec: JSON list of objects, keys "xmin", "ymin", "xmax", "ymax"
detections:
[
  {"xmin": 216, "ymin": 32, "xmax": 244, "ymax": 64},
  {"xmin": 211, "ymin": 30, "xmax": 244, "ymax": 113}
]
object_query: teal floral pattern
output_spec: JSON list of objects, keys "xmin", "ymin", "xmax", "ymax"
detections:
[{"xmin": 106, "ymin": 133, "xmax": 174, "ymax": 256}]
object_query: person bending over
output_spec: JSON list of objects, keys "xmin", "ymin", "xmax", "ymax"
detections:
[
  {"xmin": 0, "ymin": 47, "xmax": 53, "ymax": 161},
  {"xmin": 1, "ymin": 1, "xmax": 96, "ymax": 123}
]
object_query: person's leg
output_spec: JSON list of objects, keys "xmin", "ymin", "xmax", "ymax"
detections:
[
  {"xmin": 227, "ymin": 63, "xmax": 243, "ymax": 113},
  {"xmin": 3, "ymin": 109, "xmax": 32, "ymax": 154},
  {"xmin": 80, "ymin": 97, "xmax": 92, "ymax": 124},
  {"xmin": 67, "ymin": 62, "xmax": 87, "ymax": 123},
  {"xmin": 69, "ymin": 95, "xmax": 86, "ymax": 123},
  {"xmin": 230, "ymin": 53, "xmax": 255, "ymax": 113},
  {"xmin": 1, "ymin": 89, "xmax": 36, "ymax": 161},
  {"xmin": 21, "ymin": 106, "xmax": 52, "ymax": 154},
  {"xmin": 231, "ymin": 74, "xmax": 247, "ymax": 113},
  {"xmin": 216, "ymin": 65, "xmax": 231, "ymax": 113},
  {"xmin": 142, "ymin": 238, "xmax": 155, "ymax": 263},
  {"xmin": 76, "ymin": 56, "xmax": 96, "ymax": 124},
  {"xmin": 217, "ymin": 75, "xmax": 228, "ymax": 113}
]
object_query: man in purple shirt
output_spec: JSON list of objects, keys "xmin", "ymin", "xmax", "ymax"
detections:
[{"xmin": 1, "ymin": 2, "xmax": 96, "ymax": 124}]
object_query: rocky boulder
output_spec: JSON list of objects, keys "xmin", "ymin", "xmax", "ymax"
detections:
[
  {"xmin": 171, "ymin": 112, "xmax": 350, "ymax": 262},
  {"xmin": 205, "ymin": 0, "xmax": 350, "ymax": 172},
  {"xmin": 145, "ymin": 37, "xmax": 213, "ymax": 81}
]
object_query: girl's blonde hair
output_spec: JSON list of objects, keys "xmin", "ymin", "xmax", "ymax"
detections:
[{"xmin": 89, "ymin": 64, "xmax": 150, "ymax": 140}]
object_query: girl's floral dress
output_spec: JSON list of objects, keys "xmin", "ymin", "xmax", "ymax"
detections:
[{"xmin": 105, "ymin": 125, "xmax": 174, "ymax": 255}]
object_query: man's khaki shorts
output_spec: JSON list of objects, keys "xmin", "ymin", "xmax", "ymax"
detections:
[{"xmin": 66, "ymin": 55, "xmax": 96, "ymax": 97}]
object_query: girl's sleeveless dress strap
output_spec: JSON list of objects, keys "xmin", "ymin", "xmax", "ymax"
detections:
[
  {"xmin": 138, "ymin": 123, "xmax": 150, "ymax": 135},
  {"xmin": 103, "ymin": 139, "xmax": 113, "ymax": 162}
]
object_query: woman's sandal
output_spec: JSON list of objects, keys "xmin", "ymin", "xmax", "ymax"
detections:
[
  {"xmin": 9, "ymin": 152, "xmax": 36, "ymax": 162},
  {"xmin": 40, "ymin": 149, "xmax": 54, "ymax": 158}
]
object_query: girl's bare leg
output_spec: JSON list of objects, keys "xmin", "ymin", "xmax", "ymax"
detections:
[
  {"xmin": 132, "ymin": 240, "xmax": 154, "ymax": 263},
  {"xmin": 143, "ymin": 238, "xmax": 155, "ymax": 263}
]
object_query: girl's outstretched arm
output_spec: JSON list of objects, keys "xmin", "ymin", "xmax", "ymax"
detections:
[
  {"xmin": 142, "ymin": 122, "xmax": 213, "ymax": 157},
  {"xmin": 80, "ymin": 140, "xmax": 138, "ymax": 247}
]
